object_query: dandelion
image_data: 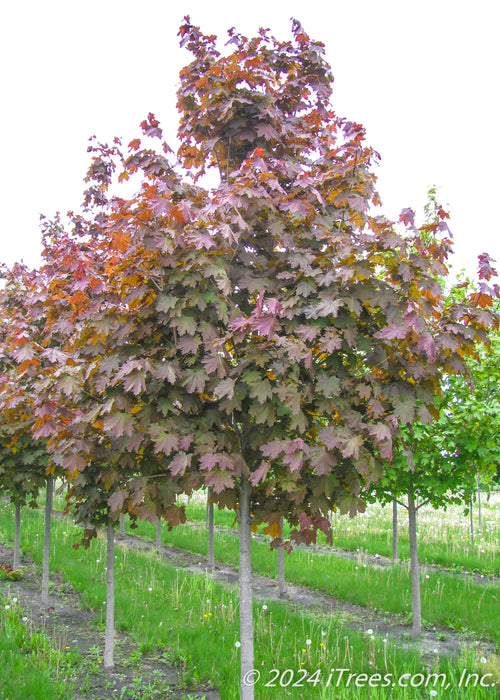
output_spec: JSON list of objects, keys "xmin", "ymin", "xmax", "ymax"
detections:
[
  {"xmin": 433, "ymin": 648, "xmax": 439, "ymax": 654},
  {"xmin": 4, "ymin": 605, "xmax": 10, "ymax": 610},
  {"xmin": 22, "ymin": 617, "xmax": 28, "ymax": 623},
  {"xmin": 425, "ymin": 574, "xmax": 430, "ymax": 579},
  {"xmin": 12, "ymin": 597, "xmax": 17, "ymax": 603},
  {"xmin": 480, "ymin": 657, "xmax": 487, "ymax": 664},
  {"xmin": 148, "ymin": 587, "xmax": 153, "ymax": 592},
  {"xmin": 430, "ymin": 691, "xmax": 438, "ymax": 697},
  {"xmin": 366, "ymin": 629, "xmax": 373, "ymax": 636},
  {"xmin": 235, "ymin": 641, "xmax": 241, "ymax": 648},
  {"xmin": 65, "ymin": 646, "xmax": 70, "ymax": 650},
  {"xmin": 262, "ymin": 605, "xmax": 268, "ymax": 611},
  {"xmin": 306, "ymin": 639, "xmax": 312, "ymax": 646}
]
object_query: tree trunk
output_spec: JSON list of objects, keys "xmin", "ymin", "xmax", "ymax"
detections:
[
  {"xmin": 155, "ymin": 518, "xmax": 161, "ymax": 552},
  {"xmin": 41, "ymin": 477, "xmax": 53, "ymax": 606},
  {"xmin": 104, "ymin": 523, "xmax": 115, "ymax": 669},
  {"xmin": 207, "ymin": 488, "xmax": 215, "ymax": 572},
  {"xmin": 13, "ymin": 503, "xmax": 21, "ymax": 571},
  {"xmin": 239, "ymin": 477, "xmax": 254, "ymax": 700},
  {"xmin": 277, "ymin": 517, "xmax": 287, "ymax": 598},
  {"xmin": 470, "ymin": 498, "xmax": 475, "ymax": 544},
  {"xmin": 407, "ymin": 492, "xmax": 422, "ymax": 640},
  {"xmin": 119, "ymin": 513, "xmax": 125, "ymax": 536},
  {"xmin": 392, "ymin": 497, "xmax": 399, "ymax": 564},
  {"xmin": 477, "ymin": 474, "xmax": 482, "ymax": 531}
]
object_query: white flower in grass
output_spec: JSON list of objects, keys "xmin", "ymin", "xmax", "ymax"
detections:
[
  {"xmin": 306, "ymin": 639, "xmax": 312, "ymax": 646},
  {"xmin": 12, "ymin": 597, "xmax": 17, "ymax": 603},
  {"xmin": 4, "ymin": 605, "xmax": 10, "ymax": 610},
  {"xmin": 433, "ymin": 648, "xmax": 439, "ymax": 654},
  {"xmin": 430, "ymin": 691, "xmax": 438, "ymax": 697},
  {"xmin": 480, "ymin": 657, "xmax": 487, "ymax": 664},
  {"xmin": 262, "ymin": 605, "xmax": 268, "ymax": 611},
  {"xmin": 235, "ymin": 641, "xmax": 241, "ymax": 648},
  {"xmin": 22, "ymin": 617, "xmax": 28, "ymax": 623},
  {"xmin": 148, "ymin": 587, "xmax": 153, "ymax": 592},
  {"xmin": 366, "ymin": 629, "xmax": 373, "ymax": 636}
]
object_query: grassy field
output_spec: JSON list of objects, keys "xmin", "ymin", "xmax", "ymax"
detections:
[
  {"xmin": 1, "ymin": 494, "xmax": 499, "ymax": 698},
  {"xmin": 179, "ymin": 492, "xmax": 500, "ymax": 577},
  {"xmin": 122, "ymin": 495, "xmax": 500, "ymax": 649}
]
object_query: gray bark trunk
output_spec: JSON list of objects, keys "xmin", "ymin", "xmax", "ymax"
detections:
[
  {"xmin": 477, "ymin": 475, "xmax": 482, "ymax": 531},
  {"xmin": 41, "ymin": 477, "xmax": 53, "ymax": 606},
  {"xmin": 239, "ymin": 477, "xmax": 254, "ymax": 700},
  {"xmin": 407, "ymin": 492, "xmax": 422, "ymax": 640},
  {"xmin": 13, "ymin": 503, "xmax": 21, "ymax": 570},
  {"xmin": 155, "ymin": 518, "xmax": 161, "ymax": 551},
  {"xmin": 119, "ymin": 513, "xmax": 125, "ymax": 536},
  {"xmin": 470, "ymin": 498, "xmax": 475, "ymax": 544},
  {"xmin": 207, "ymin": 488, "xmax": 215, "ymax": 572},
  {"xmin": 277, "ymin": 517, "xmax": 287, "ymax": 598},
  {"xmin": 104, "ymin": 523, "xmax": 115, "ymax": 669},
  {"xmin": 392, "ymin": 497, "xmax": 399, "ymax": 564}
]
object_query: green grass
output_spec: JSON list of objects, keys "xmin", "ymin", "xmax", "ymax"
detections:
[
  {"xmin": 0, "ymin": 596, "xmax": 76, "ymax": 699},
  {"xmin": 126, "ymin": 511, "xmax": 500, "ymax": 650},
  {"xmin": 182, "ymin": 496, "xmax": 500, "ymax": 577},
  {"xmin": 1, "ymin": 501, "xmax": 498, "ymax": 698}
]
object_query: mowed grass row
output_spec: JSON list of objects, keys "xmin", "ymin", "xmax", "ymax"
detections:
[
  {"xmin": 1, "ymin": 501, "xmax": 498, "ymax": 699},
  {"xmin": 123, "ymin": 506, "xmax": 500, "ymax": 651},
  {"xmin": 181, "ymin": 495, "xmax": 500, "ymax": 577}
]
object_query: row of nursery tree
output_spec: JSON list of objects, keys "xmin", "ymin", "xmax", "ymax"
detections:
[{"xmin": 1, "ymin": 18, "xmax": 500, "ymax": 699}]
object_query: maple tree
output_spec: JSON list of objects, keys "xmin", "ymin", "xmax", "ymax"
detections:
[
  {"xmin": 366, "ymin": 259, "xmax": 500, "ymax": 639},
  {"xmin": 0, "ymin": 263, "xmax": 60, "ymax": 604},
  {"xmin": 4, "ymin": 18, "xmax": 498, "ymax": 695}
]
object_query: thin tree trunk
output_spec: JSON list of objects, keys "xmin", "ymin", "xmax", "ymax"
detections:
[
  {"xmin": 239, "ymin": 477, "xmax": 254, "ymax": 700},
  {"xmin": 13, "ymin": 503, "xmax": 21, "ymax": 571},
  {"xmin": 477, "ymin": 474, "xmax": 482, "ymax": 531},
  {"xmin": 155, "ymin": 518, "xmax": 161, "ymax": 551},
  {"xmin": 392, "ymin": 497, "xmax": 399, "ymax": 564},
  {"xmin": 119, "ymin": 513, "xmax": 124, "ymax": 536},
  {"xmin": 104, "ymin": 523, "xmax": 115, "ymax": 669},
  {"xmin": 207, "ymin": 488, "xmax": 215, "ymax": 572},
  {"xmin": 277, "ymin": 517, "xmax": 287, "ymax": 598},
  {"xmin": 407, "ymin": 492, "xmax": 422, "ymax": 640},
  {"xmin": 41, "ymin": 477, "xmax": 53, "ymax": 606},
  {"xmin": 470, "ymin": 498, "xmax": 475, "ymax": 544}
]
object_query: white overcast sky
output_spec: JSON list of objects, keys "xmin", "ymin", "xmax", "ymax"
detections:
[{"xmin": 1, "ymin": 0, "xmax": 499, "ymax": 281}]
